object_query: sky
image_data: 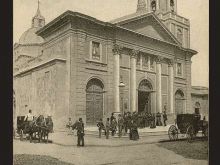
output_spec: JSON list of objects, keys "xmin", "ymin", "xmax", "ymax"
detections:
[{"xmin": 13, "ymin": 0, "xmax": 209, "ymax": 87}]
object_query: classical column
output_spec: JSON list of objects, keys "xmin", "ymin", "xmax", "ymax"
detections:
[
  {"xmin": 112, "ymin": 44, "xmax": 122, "ymax": 113},
  {"xmin": 168, "ymin": 59, "xmax": 174, "ymax": 114},
  {"xmin": 156, "ymin": 56, "xmax": 162, "ymax": 113},
  {"xmin": 130, "ymin": 49, "xmax": 139, "ymax": 112},
  {"xmin": 156, "ymin": 0, "xmax": 160, "ymax": 10},
  {"xmin": 167, "ymin": 0, "xmax": 171, "ymax": 12}
]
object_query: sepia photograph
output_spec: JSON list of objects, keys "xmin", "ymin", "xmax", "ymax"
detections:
[{"xmin": 13, "ymin": 0, "xmax": 209, "ymax": 164}]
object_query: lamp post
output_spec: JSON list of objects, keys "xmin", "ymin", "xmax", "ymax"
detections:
[{"xmin": 119, "ymin": 81, "xmax": 125, "ymax": 114}]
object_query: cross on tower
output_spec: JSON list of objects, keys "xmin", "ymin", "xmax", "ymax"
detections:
[{"xmin": 38, "ymin": 0, "xmax": 40, "ymax": 10}]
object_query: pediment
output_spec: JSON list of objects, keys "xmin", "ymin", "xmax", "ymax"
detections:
[{"xmin": 118, "ymin": 14, "xmax": 179, "ymax": 45}]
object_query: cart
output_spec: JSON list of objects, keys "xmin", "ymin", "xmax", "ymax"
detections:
[{"xmin": 168, "ymin": 114, "xmax": 208, "ymax": 142}]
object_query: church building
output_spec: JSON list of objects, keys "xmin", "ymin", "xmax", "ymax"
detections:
[{"xmin": 13, "ymin": 0, "xmax": 197, "ymax": 129}]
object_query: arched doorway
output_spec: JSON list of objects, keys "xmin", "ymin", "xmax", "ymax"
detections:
[
  {"xmin": 138, "ymin": 79, "xmax": 153, "ymax": 113},
  {"xmin": 194, "ymin": 102, "xmax": 201, "ymax": 114},
  {"xmin": 175, "ymin": 90, "xmax": 185, "ymax": 114},
  {"xmin": 86, "ymin": 78, "xmax": 104, "ymax": 125}
]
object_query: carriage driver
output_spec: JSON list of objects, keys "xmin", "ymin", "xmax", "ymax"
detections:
[{"xmin": 24, "ymin": 109, "xmax": 34, "ymax": 126}]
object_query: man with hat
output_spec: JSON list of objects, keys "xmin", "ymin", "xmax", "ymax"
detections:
[{"xmin": 72, "ymin": 118, "xmax": 85, "ymax": 147}]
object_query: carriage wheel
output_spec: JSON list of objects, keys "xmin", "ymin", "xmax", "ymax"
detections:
[
  {"xmin": 20, "ymin": 129, "xmax": 24, "ymax": 141},
  {"xmin": 168, "ymin": 125, "xmax": 178, "ymax": 141},
  {"xmin": 186, "ymin": 125, "xmax": 195, "ymax": 143},
  {"xmin": 203, "ymin": 127, "xmax": 208, "ymax": 138}
]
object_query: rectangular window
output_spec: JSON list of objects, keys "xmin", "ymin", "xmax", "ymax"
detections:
[
  {"xmin": 177, "ymin": 63, "xmax": 182, "ymax": 76},
  {"xmin": 150, "ymin": 56, "xmax": 154, "ymax": 70},
  {"xmin": 91, "ymin": 41, "xmax": 101, "ymax": 60},
  {"xmin": 136, "ymin": 54, "xmax": 140, "ymax": 65},
  {"xmin": 143, "ymin": 55, "xmax": 149, "ymax": 67}
]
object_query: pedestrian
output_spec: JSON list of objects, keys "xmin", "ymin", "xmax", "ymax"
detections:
[
  {"xmin": 110, "ymin": 113, "xmax": 115, "ymax": 125},
  {"xmin": 66, "ymin": 117, "xmax": 73, "ymax": 135},
  {"xmin": 105, "ymin": 118, "xmax": 110, "ymax": 139},
  {"xmin": 123, "ymin": 113, "xmax": 128, "ymax": 135},
  {"xmin": 111, "ymin": 118, "xmax": 117, "ymax": 136},
  {"xmin": 97, "ymin": 118, "xmax": 105, "ymax": 138},
  {"xmin": 130, "ymin": 120, "xmax": 139, "ymax": 140},
  {"xmin": 117, "ymin": 114, "xmax": 124, "ymax": 137},
  {"xmin": 163, "ymin": 111, "xmax": 168, "ymax": 126},
  {"xmin": 156, "ymin": 112, "xmax": 162, "ymax": 126},
  {"xmin": 72, "ymin": 118, "xmax": 85, "ymax": 147}
]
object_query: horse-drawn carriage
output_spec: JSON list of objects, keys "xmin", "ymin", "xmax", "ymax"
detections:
[
  {"xmin": 16, "ymin": 115, "xmax": 53, "ymax": 143},
  {"xmin": 168, "ymin": 114, "xmax": 208, "ymax": 142}
]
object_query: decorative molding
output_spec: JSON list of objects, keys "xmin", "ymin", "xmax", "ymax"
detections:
[
  {"xmin": 112, "ymin": 44, "xmax": 123, "ymax": 55},
  {"xmin": 130, "ymin": 49, "xmax": 140, "ymax": 58},
  {"xmin": 168, "ymin": 59, "xmax": 175, "ymax": 67},
  {"xmin": 155, "ymin": 56, "xmax": 164, "ymax": 64}
]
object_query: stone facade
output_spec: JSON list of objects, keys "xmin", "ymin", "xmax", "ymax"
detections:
[
  {"xmin": 191, "ymin": 86, "xmax": 209, "ymax": 120},
  {"xmin": 13, "ymin": 1, "xmax": 198, "ymax": 129}
]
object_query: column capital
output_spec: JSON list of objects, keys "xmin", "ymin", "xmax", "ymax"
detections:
[
  {"xmin": 130, "ymin": 49, "xmax": 140, "ymax": 58},
  {"xmin": 168, "ymin": 59, "xmax": 175, "ymax": 67},
  {"xmin": 112, "ymin": 44, "xmax": 123, "ymax": 55},
  {"xmin": 155, "ymin": 56, "xmax": 164, "ymax": 64}
]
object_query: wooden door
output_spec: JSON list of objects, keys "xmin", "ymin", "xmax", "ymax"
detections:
[
  {"xmin": 86, "ymin": 79, "xmax": 103, "ymax": 125},
  {"xmin": 175, "ymin": 99, "xmax": 183, "ymax": 114}
]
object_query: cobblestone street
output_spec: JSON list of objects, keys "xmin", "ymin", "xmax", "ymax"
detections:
[{"xmin": 13, "ymin": 131, "xmax": 208, "ymax": 165}]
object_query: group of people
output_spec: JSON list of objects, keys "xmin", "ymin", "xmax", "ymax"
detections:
[
  {"xmin": 96, "ymin": 111, "xmax": 168, "ymax": 140},
  {"xmin": 66, "ymin": 110, "xmax": 169, "ymax": 147}
]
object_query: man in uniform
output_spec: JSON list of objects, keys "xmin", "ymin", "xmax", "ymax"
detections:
[{"xmin": 72, "ymin": 118, "xmax": 85, "ymax": 147}]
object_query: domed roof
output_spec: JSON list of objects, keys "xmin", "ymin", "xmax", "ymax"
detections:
[{"xmin": 19, "ymin": 27, "xmax": 44, "ymax": 45}]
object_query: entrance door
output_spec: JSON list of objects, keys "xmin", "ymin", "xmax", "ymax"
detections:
[
  {"xmin": 138, "ymin": 79, "xmax": 153, "ymax": 113},
  {"xmin": 86, "ymin": 79, "xmax": 104, "ymax": 125},
  {"xmin": 138, "ymin": 91, "xmax": 151, "ymax": 113},
  {"xmin": 175, "ymin": 90, "xmax": 185, "ymax": 114}
]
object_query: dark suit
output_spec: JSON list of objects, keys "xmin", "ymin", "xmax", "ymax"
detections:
[{"xmin": 72, "ymin": 121, "xmax": 84, "ymax": 146}]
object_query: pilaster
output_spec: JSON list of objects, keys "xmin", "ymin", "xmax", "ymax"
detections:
[
  {"xmin": 155, "ymin": 56, "xmax": 163, "ymax": 113},
  {"xmin": 112, "ymin": 44, "xmax": 123, "ymax": 113},
  {"xmin": 130, "ymin": 49, "xmax": 139, "ymax": 112},
  {"xmin": 168, "ymin": 59, "xmax": 174, "ymax": 114}
]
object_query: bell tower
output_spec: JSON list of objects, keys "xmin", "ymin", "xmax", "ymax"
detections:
[
  {"xmin": 31, "ymin": 0, "xmax": 45, "ymax": 28},
  {"xmin": 144, "ymin": 0, "xmax": 177, "ymax": 14}
]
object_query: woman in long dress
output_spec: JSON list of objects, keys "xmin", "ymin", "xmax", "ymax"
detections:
[{"xmin": 130, "ymin": 120, "xmax": 139, "ymax": 140}]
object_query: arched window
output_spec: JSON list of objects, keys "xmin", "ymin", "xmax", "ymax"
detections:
[
  {"xmin": 151, "ymin": 0, "xmax": 156, "ymax": 12},
  {"xmin": 175, "ymin": 89, "xmax": 185, "ymax": 114},
  {"xmin": 177, "ymin": 28, "xmax": 183, "ymax": 43},
  {"xmin": 195, "ymin": 102, "xmax": 201, "ymax": 114},
  {"xmin": 170, "ymin": 0, "xmax": 174, "ymax": 12}
]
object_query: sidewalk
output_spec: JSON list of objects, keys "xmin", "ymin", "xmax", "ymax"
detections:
[
  {"xmin": 49, "ymin": 125, "xmax": 174, "ymax": 147},
  {"xmin": 84, "ymin": 124, "xmax": 172, "ymax": 137},
  {"xmin": 49, "ymin": 131, "xmax": 169, "ymax": 147}
]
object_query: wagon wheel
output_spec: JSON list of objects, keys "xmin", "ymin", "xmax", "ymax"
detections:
[
  {"xmin": 168, "ymin": 125, "xmax": 178, "ymax": 141},
  {"xmin": 203, "ymin": 127, "xmax": 208, "ymax": 138},
  {"xmin": 186, "ymin": 125, "xmax": 195, "ymax": 143},
  {"xmin": 20, "ymin": 129, "xmax": 24, "ymax": 141}
]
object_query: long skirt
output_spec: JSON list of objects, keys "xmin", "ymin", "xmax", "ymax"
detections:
[{"xmin": 130, "ymin": 129, "xmax": 139, "ymax": 140}]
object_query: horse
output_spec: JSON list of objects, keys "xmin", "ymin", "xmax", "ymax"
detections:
[
  {"xmin": 28, "ymin": 115, "xmax": 44, "ymax": 143},
  {"xmin": 40, "ymin": 116, "xmax": 54, "ymax": 143}
]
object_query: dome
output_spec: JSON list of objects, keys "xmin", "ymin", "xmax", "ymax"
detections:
[{"xmin": 19, "ymin": 27, "xmax": 44, "ymax": 45}]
